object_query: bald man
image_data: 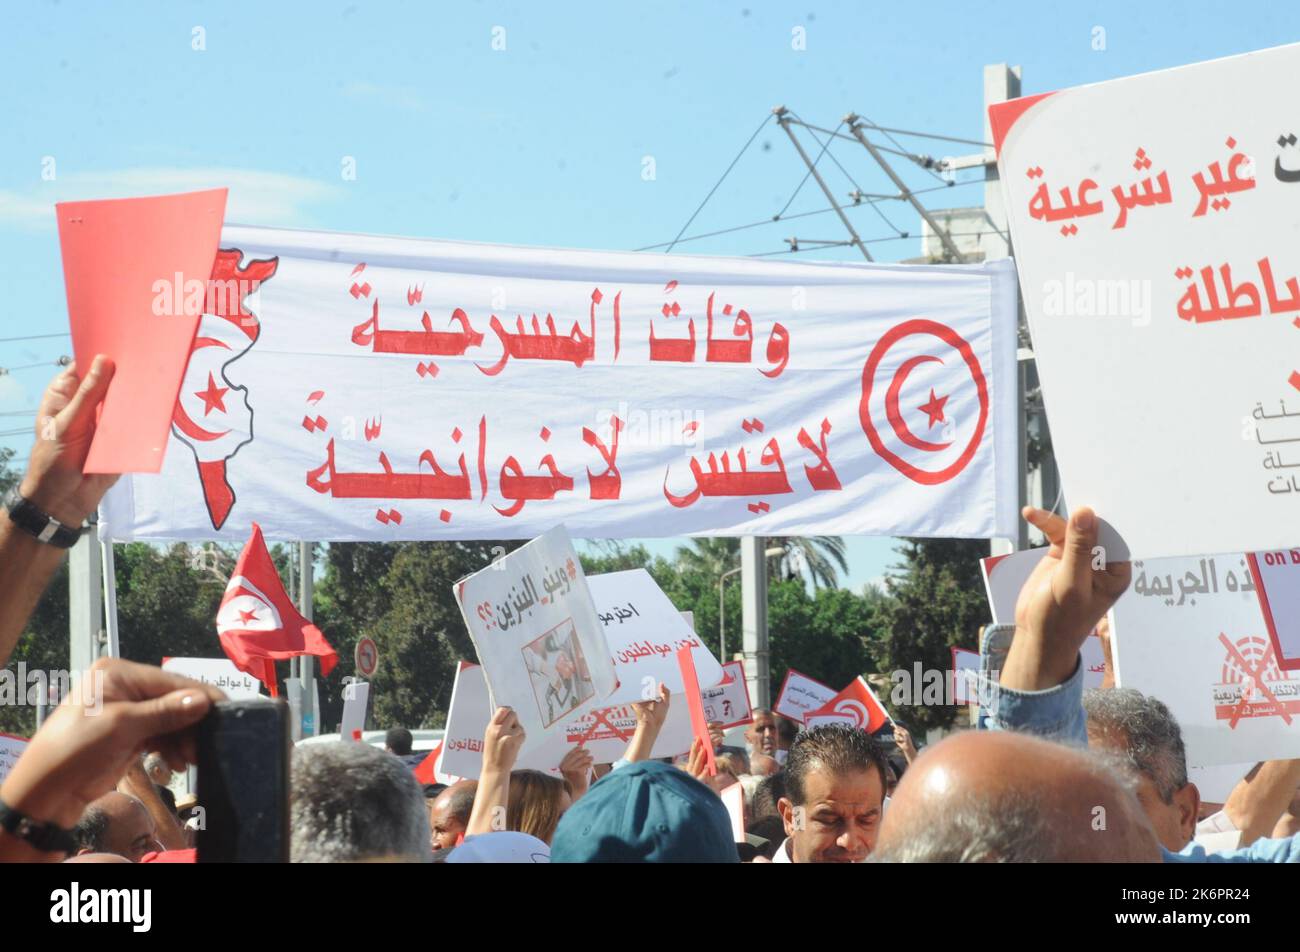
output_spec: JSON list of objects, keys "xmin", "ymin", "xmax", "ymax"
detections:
[
  {"xmin": 873, "ymin": 730, "xmax": 1161, "ymax": 862},
  {"xmin": 72, "ymin": 792, "xmax": 163, "ymax": 863},
  {"xmin": 429, "ymin": 780, "xmax": 477, "ymax": 850}
]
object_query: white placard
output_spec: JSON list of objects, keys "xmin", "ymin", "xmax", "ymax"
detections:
[
  {"xmin": 588, "ymin": 568, "xmax": 723, "ymax": 704},
  {"xmin": 701, "ymin": 661, "xmax": 753, "ymax": 729},
  {"xmin": 454, "ymin": 525, "xmax": 617, "ymax": 756},
  {"xmin": 1111, "ymin": 553, "xmax": 1300, "ymax": 766},
  {"xmin": 161, "ymin": 656, "xmax": 264, "ymax": 700},
  {"xmin": 773, "ymin": 669, "xmax": 836, "ymax": 724},
  {"xmin": 994, "ymin": 41, "xmax": 1300, "ymax": 558},
  {"xmin": 340, "ymin": 681, "xmax": 370, "ymax": 741},
  {"xmin": 437, "ymin": 660, "xmax": 693, "ymax": 778},
  {"xmin": 0, "ymin": 733, "xmax": 28, "ymax": 784},
  {"xmin": 952, "ymin": 647, "xmax": 981, "ymax": 705},
  {"xmin": 100, "ymin": 226, "xmax": 1020, "ymax": 544}
]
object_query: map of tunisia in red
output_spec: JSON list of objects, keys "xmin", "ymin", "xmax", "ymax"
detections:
[{"xmin": 171, "ymin": 249, "xmax": 279, "ymax": 530}]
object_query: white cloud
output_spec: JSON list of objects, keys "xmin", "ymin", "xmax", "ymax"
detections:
[{"xmin": 0, "ymin": 167, "xmax": 341, "ymax": 231}]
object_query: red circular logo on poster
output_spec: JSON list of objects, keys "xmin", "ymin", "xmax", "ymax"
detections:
[
  {"xmin": 355, "ymin": 637, "xmax": 379, "ymax": 678},
  {"xmin": 859, "ymin": 318, "xmax": 989, "ymax": 485}
]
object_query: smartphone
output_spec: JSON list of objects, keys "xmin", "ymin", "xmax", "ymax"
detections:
[{"xmin": 195, "ymin": 698, "xmax": 290, "ymax": 863}]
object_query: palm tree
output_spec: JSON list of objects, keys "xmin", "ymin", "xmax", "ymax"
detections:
[
  {"xmin": 773, "ymin": 536, "xmax": 849, "ymax": 590},
  {"xmin": 675, "ymin": 536, "xmax": 847, "ymax": 589}
]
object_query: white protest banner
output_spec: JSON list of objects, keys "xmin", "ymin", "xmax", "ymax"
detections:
[
  {"xmin": 438, "ymin": 660, "xmax": 692, "ymax": 777},
  {"xmin": 98, "ymin": 225, "xmax": 1019, "ymax": 544},
  {"xmin": 588, "ymin": 568, "xmax": 723, "ymax": 704},
  {"xmin": 339, "ymin": 681, "xmax": 370, "ymax": 741},
  {"xmin": 979, "ymin": 548, "xmax": 1108, "ymax": 690},
  {"xmin": 1247, "ymin": 548, "xmax": 1300, "ymax": 670},
  {"xmin": 161, "ymin": 656, "xmax": 264, "ymax": 700},
  {"xmin": 0, "ymin": 733, "xmax": 28, "ymax": 784},
  {"xmin": 701, "ymin": 661, "xmax": 753, "ymax": 729},
  {"xmin": 993, "ymin": 41, "xmax": 1300, "ymax": 558},
  {"xmin": 1189, "ymin": 762, "xmax": 1253, "ymax": 805},
  {"xmin": 1111, "ymin": 553, "xmax": 1300, "ymax": 766},
  {"xmin": 773, "ymin": 669, "xmax": 836, "ymax": 724},
  {"xmin": 453, "ymin": 526, "xmax": 617, "ymax": 758}
]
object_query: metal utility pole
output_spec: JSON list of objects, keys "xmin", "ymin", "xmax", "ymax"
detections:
[
  {"xmin": 69, "ymin": 529, "xmax": 104, "ymax": 678},
  {"xmin": 298, "ymin": 540, "xmax": 317, "ymax": 737},
  {"xmin": 740, "ymin": 537, "xmax": 770, "ymax": 709},
  {"xmin": 844, "ymin": 114, "xmax": 966, "ymax": 263},
  {"xmin": 773, "ymin": 105, "xmax": 873, "ymax": 262}
]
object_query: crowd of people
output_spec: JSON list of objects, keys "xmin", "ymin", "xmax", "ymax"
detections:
[{"xmin": 1, "ymin": 356, "xmax": 1299, "ymax": 863}]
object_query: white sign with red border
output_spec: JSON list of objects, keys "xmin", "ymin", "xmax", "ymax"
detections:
[
  {"xmin": 773, "ymin": 668, "xmax": 836, "ymax": 724},
  {"xmin": 1247, "ymin": 547, "xmax": 1300, "ymax": 671},
  {"xmin": 701, "ymin": 660, "xmax": 753, "ymax": 729},
  {"xmin": 354, "ymin": 637, "xmax": 379, "ymax": 678}
]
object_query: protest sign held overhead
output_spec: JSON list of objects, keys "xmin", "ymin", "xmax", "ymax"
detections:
[
  {"xmin": 1111, "ymin": 552, "xmax": 1300, "ymax": 766},
  {"xmin": 803, "ymin": 676, "xmax": 889, "ymax": 732},
  {"xmin": 453, "ymin": 526, "xmax": 617, "ymax": 754},
  {"xmin": 994, "ymin": 41, "xmax": 1300, "ymax": 558},
  {"xmin": 56, "ymin": 189, "xmax": 228, "ymax": 474},
  {"xmin": 701, "ymin": 661, "xmax": 753, "ymax": 729},
  {"xmin": 587, "ymin": 568, "xmax": 724, "ymax": 705},
  {"xmin": 97, "ymin": 223, "xmax": 1019, "ymax": 543},
  {"xmin": 773, "ymin": 668, "xmax": 837, "ymax": 724}
]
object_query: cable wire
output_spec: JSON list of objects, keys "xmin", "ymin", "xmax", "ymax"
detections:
[{"xmin": 663, "ymin": 112, "xmax": 773, "ymax": 253}]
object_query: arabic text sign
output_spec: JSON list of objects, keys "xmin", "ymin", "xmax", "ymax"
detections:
[
  {"xmin": 160, "ymin": 657, "xmax": 264, "ymax": 700},
  {"xmin": 773, "ymin": 669, "xmax": 836, "ymax": 724},
  {"xmin": 589, "ymin": 568, "xmax": 723, "ymax": 704},
  {"xmin": 1247, "ymin": 548, "xmax": 1300, "ymax": 670},
  {"xmin": 1112, "ymin": 552, "xmax": 1300, "ymax": 766},
  {"xmin": 454, "ymin": 526, "xmax": 617, "ymax": 755},
  {"xmin": 701, "ymin": 661, "xmax": 753, "ymax": 729},
  {"xmin": 99, "ymin": 225, "xmax": 1019, "ymax": 543},
  {"xmin": 994, "ymin": 41, "xmax": 1300, "ymax": 558},
  {"xmin": 0, "ymin": 733, "xmax": 28, "ymax": 784}
]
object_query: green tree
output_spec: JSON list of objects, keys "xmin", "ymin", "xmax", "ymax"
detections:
[{"xmin": 876, "ymin": 538, "xmax": 990, "ymax": 733}]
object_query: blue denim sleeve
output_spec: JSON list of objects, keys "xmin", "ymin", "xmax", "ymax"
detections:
[
  {"xmin": 1164, "ymin": 834, "xmax": 1300, "ymax": 863},
  {"xmin": 976, "ymin": 623, "xmax": 1088, "ymax": 747}
]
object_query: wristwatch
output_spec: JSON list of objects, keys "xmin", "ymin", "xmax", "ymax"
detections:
[
  {"xmin": 0, "ymin": 797, "xmax": 78, "ymax": 854},
  {"xmin": 3, "ymin": 487, "xmax": 88, "ymax": 549}
]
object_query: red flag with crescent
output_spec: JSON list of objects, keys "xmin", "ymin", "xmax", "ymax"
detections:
[
  {"xmin": 216, "ymin": 522, "xmax": 337, "ymax": 695},
  {"xmin": 803, "ymin": 676, "xmax": 889, "ymax": 733}
]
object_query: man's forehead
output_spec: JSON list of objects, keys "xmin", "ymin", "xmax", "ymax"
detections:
[{"xmin": 802, "ymin": 767, "xmax": 883, "ymax": 804}]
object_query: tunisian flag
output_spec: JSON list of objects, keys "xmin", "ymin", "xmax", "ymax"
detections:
[
  {"xmin": 216, "ymin": 523, "xmax": 337, "ymax": 695},
  {"xmin": 803, "ymin": 676, "xmax": 889, "ymax": 733}
]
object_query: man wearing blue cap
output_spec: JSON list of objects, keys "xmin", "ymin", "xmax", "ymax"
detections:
[{"xmin": 549, "ymin": 760, "xmax": 740, "ymax": 863}]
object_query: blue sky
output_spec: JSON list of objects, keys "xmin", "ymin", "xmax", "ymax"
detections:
[{"xmin": 2, "ymin": 1, "xmax": 1296, "ymax": 588}]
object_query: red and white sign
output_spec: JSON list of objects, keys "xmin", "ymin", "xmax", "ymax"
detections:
[
  {"xmin": 1247, "ymin": 547, "xmax": 1300, "ymax": 670},
  {"xmin": 994, "ymin": 41, "xmax": 1300, "ymax": 558},
  {"xmin": 773, "ymin": 669, "xmax": 836, "ymax": 724},
  {"xmin": 99, "ymin": 225, "xmax": 1019, "ymax": 543},
  {"xmin": 802, "ymin": 676, "xmax": 889, "ymax": 732},
  {"xmin": 701, "ymin": 661, "xmax": 753, "ymax": 729},
  {"xmin": 354, "ymin": 637, "xmax": 379, "ymax": 678},
  {"xmin": 1112, "ymin": 553, "xmax": 1300, "ymax": 765},
  {"xmin": 721, "ymin": 781, "xmax": 746, "ymax": 843}
]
